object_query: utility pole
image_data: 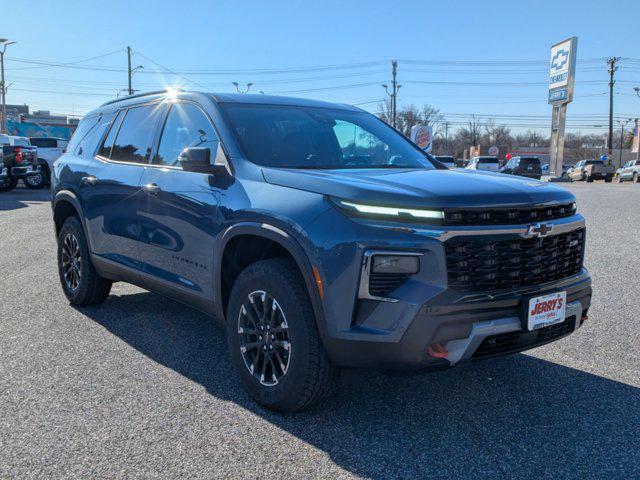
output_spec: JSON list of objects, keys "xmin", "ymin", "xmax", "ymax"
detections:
[
  {"xmin": 0, "ymin": 39, "xmax": 16, "ymax": 134},
  {"xmin": 607, "ymin": 57, "xmax": 620, "ymax": 156},
  {"xmin": 444, "ymin": 122, "xmax": 449, "ymax": 153},
  {"xmin": 382, "ymin": 60, "xmax": 401, "ymax": 129},
  {"xmin": 127, "ymin": 46, "xmax": 133, "ymax": 95}
]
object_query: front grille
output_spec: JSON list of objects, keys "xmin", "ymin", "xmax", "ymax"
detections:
[
  {"xmin": 472, "ymin": 316, "xmax": 575, "ymax": 360},
  {"xmin": 444, "ymin": 203, "xmax": 575, "ymax": 225},
  {"xmin": 368, "ymin": 272, "xmax": 410, "ymax": 297},
  {"xmin": 445, "ymin": 228, "xmax": 585, "ymax": 293}
]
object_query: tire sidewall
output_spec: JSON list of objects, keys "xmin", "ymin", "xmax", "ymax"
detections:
[{"xmin": 226, "ymin": 261, "xmax": 318, "ymax": 409}]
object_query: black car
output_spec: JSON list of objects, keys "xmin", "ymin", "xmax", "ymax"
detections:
[{"xmin": 501, "ymin": 156, "xmax": 542, "ymax": 180}]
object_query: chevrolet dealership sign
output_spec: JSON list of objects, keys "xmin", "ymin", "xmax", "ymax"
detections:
[{"xmin": 549, "ymin": 37, "xmax": 577, "ymax": 105}]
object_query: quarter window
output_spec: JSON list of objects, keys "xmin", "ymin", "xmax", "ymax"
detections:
[
  {"xmin": 106, "ymin": 104, "xmax": 163, "ymax": 163},
  {"xmin": 155, "ymin": 103, "xmax": 219, "ymax": 167}
]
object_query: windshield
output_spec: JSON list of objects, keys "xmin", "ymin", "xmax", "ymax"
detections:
[
  {"xmin": 13, "ymin": 138, "xmax": 31, "ymax": 147},
  {"xmin": 220, "ymin": 103, "xmax": 434, "ymax": 169}
]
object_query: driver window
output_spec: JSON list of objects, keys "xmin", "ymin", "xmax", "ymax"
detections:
[{"xmin": 155, "ymin": 103, "xmax": 218, "ymax": 167}]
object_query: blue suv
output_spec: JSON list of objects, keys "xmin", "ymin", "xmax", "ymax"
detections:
[{"xmin": 52, "ymin": 90, "xmax": 592, "ymax": 411}]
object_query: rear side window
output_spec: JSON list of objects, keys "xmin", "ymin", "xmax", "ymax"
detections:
[
  {"xmin": 104, "ymin": 104, "xmax": 163, "ymax": 163},
  {"xmin": 519, "ymin": 158, "xmax": 540, "ymax": 166},
  {"xmin": 30, "ymin": 138, "xmax": 58, "ymax": 148},
  {"xmin": 478, "ymin": 158, "xmax": 498, "ymax": 164},
  {"xmin": 77, "ymin": 113, "xmax": 115, "ymax": 158}
]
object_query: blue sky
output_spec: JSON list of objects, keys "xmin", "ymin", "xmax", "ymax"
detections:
[{"xmin": 3, "ymin": 0, "xmax": 637, "ymax": 134}]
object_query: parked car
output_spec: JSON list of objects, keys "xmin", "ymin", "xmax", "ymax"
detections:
[
  {"xmin": 568, "ymin": 159, "xmax": 614, "ymax": 182},
  {"xmin": 434, "ymin": 155, "xmax": 456, "ymax": 168},
  {"xmin": 465, "ymin": 156, "xmax": 501, "ymax": 172},
  {"xmin": 29, "ymin": 136, "xmax": 69, "ymax": 188},
  {"xmin": 0, "ymin": 136, "xmax": 40, "ymax": 191},
  {"xmin": 500, "ymin": 156, "xmax": 542, "ymax": 180},
  {"xmin": 616, "ymin": 159, "xmax": 640, "ymax": 183},
  {"xmin": 542, "ymin": 163, "xmax": 571, "ymax": 177},
  {"xmin": 52, "ymin": 91, "xmax": 592, "ymax": 411}
]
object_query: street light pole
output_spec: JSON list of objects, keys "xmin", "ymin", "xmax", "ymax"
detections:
[
  {"xmin": 0, "ymin": 38, "xmax": 16, "ymax": 134},
  {"xmin": 232, "ymin": 82, "xmax": 253, "ymax": 94},
  {"xmin": 617, "ymin": 118, "xmax": 632, "ymax": 167}
]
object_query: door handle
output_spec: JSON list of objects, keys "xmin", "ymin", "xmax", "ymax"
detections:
[
  {"xmin": 82, "ymin": 176, "xmax": 98, "ymax": 186},
  {"xmin": 142, "ymin": 183, "xmax": 161, "ymax": 196}
]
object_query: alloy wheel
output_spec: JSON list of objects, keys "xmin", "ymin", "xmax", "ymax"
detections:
[
  {"xmin": 25, "ymin": 173, "xmax": 43, "ymax": 187},
  {"xmin": 238, "ymin": 290, "xmax": 291, "ymax": 386},
  {"xmin": 61, "ymin": 233, "xmax": 82, "ymax": 291}
]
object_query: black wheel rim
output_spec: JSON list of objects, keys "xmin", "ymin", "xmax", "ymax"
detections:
[
  {"xmin": 61, "ymin": 233, "xmax": 81, "ymax": 292},
  {"xmin": 238, "ymin": 290, "xmax": 291, "ymax": 386}
]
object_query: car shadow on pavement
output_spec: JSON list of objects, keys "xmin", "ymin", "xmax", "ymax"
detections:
[
  {"xmin": 76, "ymin": 290, "xmax": 640, "ymax": 479},
  {"xmin": 0, "ymin": 187, "xmax": 51, "ymax": 211}
]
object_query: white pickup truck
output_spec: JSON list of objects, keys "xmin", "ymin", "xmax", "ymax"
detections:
[{"xmin": 28, "ymin": 137, "xmax": 69, "ymax": 187}]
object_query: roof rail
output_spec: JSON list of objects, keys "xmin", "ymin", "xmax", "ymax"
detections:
[{"xmin": 99, "ymin": 88, "xmax": 184, "ymax": 107}]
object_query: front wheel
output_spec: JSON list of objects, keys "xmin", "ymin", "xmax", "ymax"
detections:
[
  {"xmin": 634, "ymin": 173, "xmax": 639, "ymax": 183},
  {"xmin": 0, "ymin": 177, "xmax": 18, "ymax": 191},
  {"xmin": 226, "ymin": 259, "xmax": 337, "ymax": 412},
  {"xmin": 57, "ymin": 216, "xmax": 112, "ymax": 305},
  {"xmin": 617, "ymin": 175, "xmax": 624, "ymax": 183}
]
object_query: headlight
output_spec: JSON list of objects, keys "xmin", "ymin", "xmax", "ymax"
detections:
[{"xmin": 335, "ymin": 199, "xmax": 444, "ymax": 220}]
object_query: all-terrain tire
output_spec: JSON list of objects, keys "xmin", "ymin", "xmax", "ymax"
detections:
[
  {"xmin": 226, "ymin": 258, "xmax": 337, "ymax": 412},
  {"xmin": 57, "ymin": 216, "xmax": 112, "ymax": 306},
  {"xmin": 0, "ymin": 177, "xmax": 18, "ymax": 191}
]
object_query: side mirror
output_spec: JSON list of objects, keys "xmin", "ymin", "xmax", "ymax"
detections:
[
  {"xmin": 177, "ymin": 147, "xmax": 228, "ymax": 176},
  {"xmin": 178, "ymin": 147, "xmax": 211, "ymax": 173}
]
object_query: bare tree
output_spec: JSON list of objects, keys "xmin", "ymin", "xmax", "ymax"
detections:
[{"xmin": 377, "ymin": 103, "xmax": 443, "ymax": 138}]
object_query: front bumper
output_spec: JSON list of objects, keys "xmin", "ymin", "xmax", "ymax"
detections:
[
  {"xmin": 0, "ymin": 164, "xmax": 39, "ymax": 180},
  {"xmin": 324, "ymin": 271, "xmax": 591, "ymax": 370}
]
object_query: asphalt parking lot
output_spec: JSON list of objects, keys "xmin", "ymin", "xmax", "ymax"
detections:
[{"xmin": 1, "ymin": 183, "xmax": 639, "ymax": 479}]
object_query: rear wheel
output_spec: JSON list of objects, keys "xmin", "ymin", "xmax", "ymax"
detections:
[
  {"xmin": 57, "ymin": 216, "xmax": 112, "ymax": 305},
  {"xmin": 226, "ymin": 259, "xmax": 337, "ymax": 412},
  {"xmin": 586, "ymin": 175, "xmax": 594, "ymax": 183},
  {"xmin": 604, "ymin": 177, "xmax": 612, "ymax": 183},
  {"xmin": 0, "ymin": 177, "xmax": 18, "ymax": 191},
  {"xmin": 633, "ymin": 172, "xmax": 639, "ymax": 183}
]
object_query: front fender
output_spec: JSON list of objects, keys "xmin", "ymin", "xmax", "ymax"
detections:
[{"xmin": 213, "ymin": 221, "xmax": 328, "ymax": 342}]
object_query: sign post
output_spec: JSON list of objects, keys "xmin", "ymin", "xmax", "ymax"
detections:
[{"xmin": 548, "ymin": 37, "xmax": 577, "ymax": 178}]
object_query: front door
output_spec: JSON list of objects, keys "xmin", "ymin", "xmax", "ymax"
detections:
[
  {"xmin": 84, "ymin": 103, "xmax": 164, "ymax": 271},
  {"xmin": 137, "ymin": 101, "xmax": 223, "ymax": 301}
]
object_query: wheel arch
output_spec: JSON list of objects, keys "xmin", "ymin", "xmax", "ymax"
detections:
[
  {"xmin": 53, "ymin": 190, "xmax": 87, "ymax": 237},
  {"xmin": 214, "ymin": 223, "xmax": 327, "ymax": 337}
]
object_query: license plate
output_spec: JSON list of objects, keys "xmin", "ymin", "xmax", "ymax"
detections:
[{"xmin": 527, "ymin": 291, "xmax": 566, "ymax": 330}]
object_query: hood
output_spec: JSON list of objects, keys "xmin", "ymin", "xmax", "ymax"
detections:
[{"xmin": 262, "ymin": 167, "xmax": 575, "ymax": 209}]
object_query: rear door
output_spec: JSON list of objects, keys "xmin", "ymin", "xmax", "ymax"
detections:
[
  {"xmin": 137, "ymin": 101, "xmax": 223, "ymax": 301},
  {"xmin": 83, "ymin": 103, "xmax": 165, "ymax": 271}
]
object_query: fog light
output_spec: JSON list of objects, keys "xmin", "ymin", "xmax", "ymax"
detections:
[{"xmin": 371, "ymin": 254, "xmax": 420, "ymax": 275}]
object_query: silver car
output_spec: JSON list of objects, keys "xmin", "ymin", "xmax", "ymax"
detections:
[{"xmin": 616, "ymin": 160, "xmax": 640, "ymax": 183}]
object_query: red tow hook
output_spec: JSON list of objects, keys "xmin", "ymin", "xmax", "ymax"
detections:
[{"xmin": 427, "ymin": 342, "xmax": 448, "ymax": 359}]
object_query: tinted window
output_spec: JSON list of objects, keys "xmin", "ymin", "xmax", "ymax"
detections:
[
  {"xmin": 220, "ymin": 103, "xmax": 433, "ymax": 169},
  {"xmin": 585, "ymin": 160, "xmax": 603, "ymax": 166},
  {"xmin": 67, "ymin": 116, "xmax": 100, "ymax": 153},
  {"xmin": 77, "ymin": 113, "xmax": 115, "ymax": 158},
  {"xmin": 519, "ymin": 157, "xmax": 540, "ymax": 166},
  {"xmin": 98, "ymin": 110, "xmax": 123, "ymax": 158},
  {"xmin": 478, "ymin": 158, "xmax": 498, "ymax": 164},
  {"xmin": 108, "ymin": 104, "xmax": 163, "ymax": 163},
  {"xmin": 29, "ymin": 138, "xmax": 58, "ymax": 148},
  {"xmin": 156, "ymin": 103, "xmax": 219, "ymax": 167}
]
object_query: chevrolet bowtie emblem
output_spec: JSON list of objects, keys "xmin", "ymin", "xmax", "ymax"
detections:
[{"xmin": 526, "ymin": 223, "xmax": 554, "ymax": 238}]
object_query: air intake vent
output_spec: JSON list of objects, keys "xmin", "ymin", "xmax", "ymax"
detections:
[{"xmin": 368, "ymin": 272, "xmax": 410, "ymax": 297}]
